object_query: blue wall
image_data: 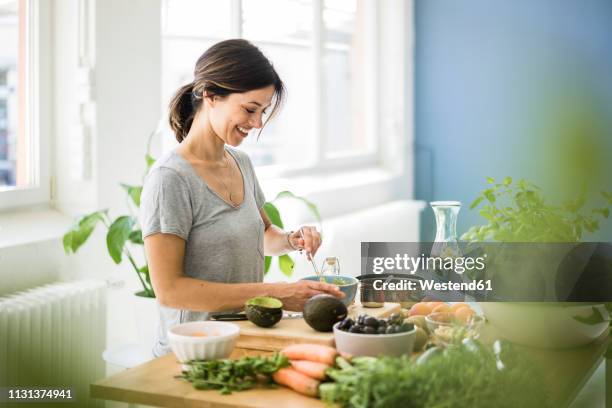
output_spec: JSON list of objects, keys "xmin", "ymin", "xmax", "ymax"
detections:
[{"xmin": 415, "ymin": 0, "xmax": 612, "ymax": 241}]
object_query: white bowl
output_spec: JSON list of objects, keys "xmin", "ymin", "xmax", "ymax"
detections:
[
  {"xmin": 333, "ymin": 322, "xmax": 416, "ymax": 357},
  {"xmin": 168, "ymin": 321, "xmax": 240, "ymax": 368},
  {"xmin": 481, "ymin": 302, "xmax": 609, "ymax": 349}
]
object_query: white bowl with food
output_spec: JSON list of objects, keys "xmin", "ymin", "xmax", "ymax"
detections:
[
  {"xmin": 333, "ymin": 320, "xmax": 416, "ymax": 357},
  {"xmin": 168, "ymin": 321, "xmax": 240, "ymax": 368}
]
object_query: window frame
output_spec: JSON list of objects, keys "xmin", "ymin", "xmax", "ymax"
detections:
[
  {"xmin": 0, "ymin": 0, "xmax": 52, "ymax": 211},
  {"xmin": 161, "ymin": 0, "xmax": 397, "ymax": 178}
]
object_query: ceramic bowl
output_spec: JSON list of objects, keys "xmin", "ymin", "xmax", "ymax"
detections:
[
  {"xmin": 480, "ymin": 302, "xmax": 609, "ymax": 349},
  {"xmin": 168, "ymin": 321, "xmax": 239, "ymax": 369},
  {"xmin": 333, "ymin": 321, "xmax": 416, "ymax": 357},
  {"xmin": 301, "ymin": 275, "xmax": 358, "ymax": 306}
]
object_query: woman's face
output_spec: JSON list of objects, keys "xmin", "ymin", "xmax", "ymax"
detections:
[{"xmin": 205, "ymin": 85, "xmax": 275, "ymax": 147}]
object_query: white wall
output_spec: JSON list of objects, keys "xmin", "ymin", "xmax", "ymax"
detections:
[{"xmin": 50, "ymin": 0, "xmax": 162, "ymax": 349}]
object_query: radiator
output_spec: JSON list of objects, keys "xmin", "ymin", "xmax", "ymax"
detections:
[{"xmin": 0, "ymin": 280, "xmax": 106, "ymax": 407}]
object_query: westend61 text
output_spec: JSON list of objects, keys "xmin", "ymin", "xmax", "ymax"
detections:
[{"xmin": 372, "ymin": 279, "xmax": 493, "ymax": 292}]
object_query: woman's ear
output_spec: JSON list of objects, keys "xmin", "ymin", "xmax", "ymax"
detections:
[{"xmin": 203, "ymin": 91, "xmax": 217, "ymax": 108}]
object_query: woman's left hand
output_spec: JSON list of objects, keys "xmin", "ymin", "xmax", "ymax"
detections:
[{"xmin": 288, "ymin": 226, "xmax": 321, "ymax": 259}]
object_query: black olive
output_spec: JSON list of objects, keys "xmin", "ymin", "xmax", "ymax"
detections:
[
  {"xmin": 364, "ymin": 316, "xmax": 379, "ymax": 328},
  {"xmin": 385, "ymin": 325, "xmax": 396, "ymax": 334},
  {"xmin": 363, "ymin": 326, "xmax": 377, "ymax": 334},
  {"xmin": 337, "ymin": 318, "xmax": 353, "ymax": 331},
  {"xmin": 377, "ymin": 326, "xmax": 387, "ymax": 334},
  {"xmin": 349, "ymin": 325, "xmax": 363, "ymax": 334},
  {"xmin": 357, "ymin": 314, "xmax": 367, "ymax": 325}
]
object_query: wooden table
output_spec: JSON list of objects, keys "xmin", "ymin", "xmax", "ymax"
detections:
[
  {"xmin": 92, "ymin": 315, "xmax": 611, "ymax": 407},
  {"xmin": 92, "ymin": 348, "xmax": 324, "ymax": 408}
]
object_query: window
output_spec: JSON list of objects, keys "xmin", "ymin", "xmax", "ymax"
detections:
[
  {"xmin": 161, "ymin": 0, "xmax": 389, "ymax": 176},
  {"xmin": 0, "ymin": 0, "xmax": 49, "ymax": 210}
]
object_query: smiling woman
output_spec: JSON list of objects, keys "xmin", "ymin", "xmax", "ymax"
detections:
[
  {"xmin": 168, "ymin": 39, "xmax": 284, "ymax": 143},
  {"xmin": 141, "ymin": 39, "xmax": 344, "ymax": 357}
]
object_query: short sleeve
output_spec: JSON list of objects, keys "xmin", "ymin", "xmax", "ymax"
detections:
[{"xmin": 140, "ymin": 167, "xmax": 193, "ymax": 240}]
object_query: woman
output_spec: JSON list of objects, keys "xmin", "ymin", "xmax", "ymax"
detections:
[{"xmin": 141, "ymin": 39, "xmax": 343, "ymax": 357}]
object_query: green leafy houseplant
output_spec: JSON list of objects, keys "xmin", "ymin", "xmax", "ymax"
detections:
[
  {"xmin": 462, "ymin": 177, "xmax": 612, "ymax": 243},
  {"xmin": 462, "ymin": 177, "xmax": 612, "ymax": 329},
  {"xmin": 63, "ymin": 140, "xmax": 321, "ymax": 298}
]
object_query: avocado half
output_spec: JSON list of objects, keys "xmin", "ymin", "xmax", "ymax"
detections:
[
  {"xmin": 245, "ymin": 296, "xmax": 283, "ymax": 328},
  {"xmin": 303, "ymin": 294, "xmax": 348, "ymax": 332}
]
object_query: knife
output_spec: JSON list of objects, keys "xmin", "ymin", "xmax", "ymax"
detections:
[{"xmin": 211, "ymin": 312, "xmax": 248, "ymax": 321}]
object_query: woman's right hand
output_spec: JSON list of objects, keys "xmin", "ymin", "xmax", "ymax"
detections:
[{"xmin": 274, "ymin": 280, "xmax": 345, "ymax": 311}]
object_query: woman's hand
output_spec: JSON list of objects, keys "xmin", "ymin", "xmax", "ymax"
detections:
[
  {"xmin": 288, "ymin": 226, "xmax": 322, "ymax": 259},
  {"xmin": 273, "ymin": 280, "xmax": 344, "ymax": 311}
]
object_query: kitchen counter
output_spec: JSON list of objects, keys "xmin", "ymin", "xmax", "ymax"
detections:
[
  {"xmin": 91, "ymin": 306, "xmax": 611, "ymax": 408},
  {"xmin": 92, "ymin": 348, "xmax": 324, "ymax": 408}
]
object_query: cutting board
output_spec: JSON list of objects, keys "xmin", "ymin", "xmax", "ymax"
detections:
[{"xmin": 235, "ymin": 302, "xmax": 401, "ymax": 351}]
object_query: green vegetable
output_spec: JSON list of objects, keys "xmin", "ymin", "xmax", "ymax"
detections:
[
  {"xmin": 462, "ymin": 177, "xmax": 611, "ymax": 242},
  {"xmin": 303, "ymin": 294, "xmax": 348, "ymax": 332},
  {"xmin": 245, "ymin": 297, "xmax": 283, "ymax": 328},
  {"xmin": 182, "ymin": 353, "xmax": 289, "ymax": 394},
  {"xmin": 321, "ymin": 340, "xmax": 549, "ymax": 408}
]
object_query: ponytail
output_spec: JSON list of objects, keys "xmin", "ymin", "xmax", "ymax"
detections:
[{"xmin": 168, "ymin": 82, "xmax": 201, "ymax": 143}]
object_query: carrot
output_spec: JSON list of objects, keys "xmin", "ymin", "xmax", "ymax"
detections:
[
  {"xmin": 273, "ymin": 367, "xmax": 320, "ymax": 397},
  {"xmin": 290, "ymin": 360, "xmax": 329, "ymax": 380},
  {"xmin": 281, "ymin": 344, "xmax": 337, "ymax": 366}
]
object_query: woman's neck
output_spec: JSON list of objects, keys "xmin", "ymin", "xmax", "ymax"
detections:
[{"xmin": 180, "ymin": 113, "xmax": 226, "ymax": 163}]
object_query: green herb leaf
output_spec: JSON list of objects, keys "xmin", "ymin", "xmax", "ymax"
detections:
[
  {"xmin": 573, "ymin": 306, "xmax": 609, "ymax": 326},
  {"xmin": 469, "ymin": 196, "xmax": 484, "ymax": 210},
  {"xmin": 484, "ymin": 189, "xmax": 496, "ymax": 203},
  {"xmin": 183, "ymin": 353, "xmax": 289, "ymax": 394}
]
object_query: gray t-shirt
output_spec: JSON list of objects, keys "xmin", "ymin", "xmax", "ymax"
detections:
[{"xmin": 140, "ymin": 146, "xmax": 266, "ymax": 357}]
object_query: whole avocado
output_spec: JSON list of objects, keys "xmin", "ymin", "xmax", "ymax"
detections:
[{"xmin": 303, "ymin": 294, "xmax": 348, "ymax": 332}]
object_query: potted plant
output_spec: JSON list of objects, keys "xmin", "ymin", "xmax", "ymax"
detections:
[{"xmin": 462, "ymin": 177, "xmax": 612, "ymax": 348}]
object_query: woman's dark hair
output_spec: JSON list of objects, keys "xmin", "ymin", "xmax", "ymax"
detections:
[{"xmin": 168, "ymin": 39, "xmax": 285, "ymax": 142}]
